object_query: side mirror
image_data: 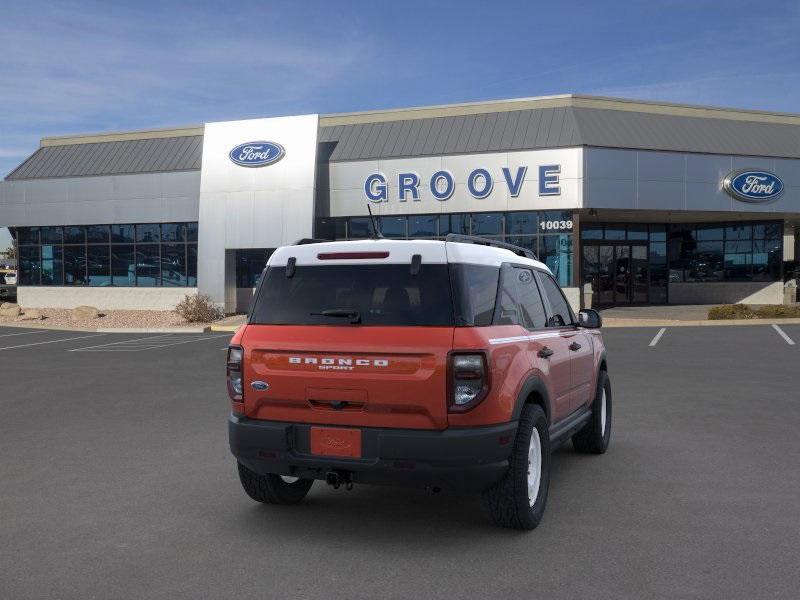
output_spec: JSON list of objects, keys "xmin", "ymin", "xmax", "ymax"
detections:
[{"xmin": 578, "ymin": 309, "xmax": 602, "ymax": 329}]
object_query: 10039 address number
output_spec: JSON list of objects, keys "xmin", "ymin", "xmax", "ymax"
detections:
[{"xmin": 539, "ymin": 220, "xmax": 573, "ymax": 232}]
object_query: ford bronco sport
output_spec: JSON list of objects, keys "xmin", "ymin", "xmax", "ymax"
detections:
[{"xmin": 228, "ymin": 235, "xmax": 611, "ymax": 529}]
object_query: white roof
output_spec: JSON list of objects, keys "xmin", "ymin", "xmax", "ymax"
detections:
[{"xmin": 268, "ymin": 239, "xmax": 551, "ymax": 272}]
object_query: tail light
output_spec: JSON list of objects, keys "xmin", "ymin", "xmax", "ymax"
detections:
[
  {"xmin": 448, "ymin": 351, "xmax": 490, "ymax": 412},
  {"xmin": 227, "ymin": 345, "xmax": 244, "ymax": 402}
]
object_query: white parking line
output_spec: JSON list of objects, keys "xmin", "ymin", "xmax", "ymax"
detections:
[
  {"xmin": 70, "ymin": 333, "xmax": 232, "ymax": 352},
  {"xmin": 67, "ymin": 333, "xmax": 174, "ymax": 351},
  {"xmin": 0, "ymin": 330, "xmax": 49, "ymax": 339},
  {"xmin": 771, "ymin": 324, "xmax": 795, "ymax": 346},
  {"xmin": 649, "ymin": 327, "xmax": 667, "ymax": 347},
  {"xmin": 0, "ymin": 333, "xmax": 106, "ymax": 352}
]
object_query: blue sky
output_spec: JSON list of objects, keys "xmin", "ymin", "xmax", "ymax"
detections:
[{"xmin": 1, "ymin": 0, "xmax": 799, "ymax": 249}]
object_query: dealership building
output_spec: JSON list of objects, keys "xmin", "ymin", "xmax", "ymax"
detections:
[{"xmin": 0, "ymin": 94, "xmax": 798, "ymax": 313}]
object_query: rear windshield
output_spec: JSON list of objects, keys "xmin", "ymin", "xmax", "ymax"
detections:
[
  {"xmin": 249, "ymin": 262, "xmax": 502, "ymax": 327},
  {"xmin": 250, "ymin": 264, "xmax": 454, "ymax": 326}
]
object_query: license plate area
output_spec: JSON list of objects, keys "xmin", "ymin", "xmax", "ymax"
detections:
[{"xmin": 310, "ymin": 427, "xmax": 362, "ymax": 458}]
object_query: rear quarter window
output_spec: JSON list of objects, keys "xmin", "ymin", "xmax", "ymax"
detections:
[{"xmin": 449, "ymin": 263, "xmax": 500, "ymax": 326}]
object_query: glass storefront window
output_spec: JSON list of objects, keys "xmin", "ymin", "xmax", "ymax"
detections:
[
  {"xmin": 136, "ymin": 245, "xmax": 160, "ymax": 286},
  {"xmin": 64, "ymin": 226, "xmax": 85, "ymax": 244},
  {"xmin": 439, "ymin": 214, "xmax": 469, "ymax": 236},
  {"xmin": 161, "ymin": 244, "xmax": 187, "ymax": 286},
  {"xmin": 87, "ymin": 245, "xmax": 111, "ymax": 286},
  {"xmin": 316, "ymin": 217, "xmax": 346, "ymax": 240},
  {"xmin": 648, "ymin": 224, "xmax": 667, "ymax": 242},
  {"xmin": 16, "ymin": 222, "xmax": 198, "ymax": 288},
  {"xmin": 725, "ymin": 224, "xmax": 752, "ymax": 240},
  {"xmin": 667, "ymin": 220, "xmax": 782, "ymax": 283},
  {"xmin": 379, "ymin": 216, "xmax": 406, "ymax": 238},
  {"xmin": 111, "ymin": 245, "xmax": 136, "ymax": 287},
  {"xmin": 41, "ymin": 227, "xmax": 63, "ymax": 244},
  {"xmin": 18, "ymin": 227, "xmax": 40, "ymax": 245},
  {"xmin": 136, "ymin": 224, "xmax": 160, "ymax": 243},
  {"xmin": 506, "ymin": 212, "xmax": 538, "ymax": 235},
  {"xmin": 540, "ymin": 234, "xmax": 572, "ymax": 287},
  {"xmin": 111, "ymin": 224, "xmax": 135, "ymax": 243},
  {"xmin": 408, "ymin": 215, "xmax": 437, "ymax": 237},
  {"xmin": 581, "ymin": 224, "xmax": 603, "ymax": 240},
  {"xmin": 348, "ymin": 217, "xmax": 371, "ymax": 239},
  {"xmin": 41, "ymin": 245, "xmax": 63, "ymax": 286},
  {"xmin": 604, "ymin": 224, "xmax": 626, "ymax": 240},
  {"xmin": 627, "ymin": 225, "xmax": 648, "ymax": 240},
  {"xmin": 188, "ymin": 246, "xmax": 198, "ymax": 286},
  {"xmin": 86, "ymin": 225, "xmax": 109, "ymax": 244},
  {"xmin": 471, "ymin": 213, "xmax": 503, "ymax": 236},
  {"xmin": 63, "ymin": 246, "xmax": 87, "ymax": 285},
  {"xmin": 161, "ymin": 223, "xmax": 185, "ymax": 243},
  {"xmin": 19, "ymin": 246, "xmax": 41, "ymax": 285}
]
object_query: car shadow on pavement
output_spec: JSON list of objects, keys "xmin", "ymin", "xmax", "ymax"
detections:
[{"xmin": 223, "ymin": 447, "xmax": 595, "ymax": 544}]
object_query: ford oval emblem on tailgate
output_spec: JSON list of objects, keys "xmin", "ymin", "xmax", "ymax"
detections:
[{"xmin": 251, "ymin": 381, "xmax": 269, "ymax": 391}]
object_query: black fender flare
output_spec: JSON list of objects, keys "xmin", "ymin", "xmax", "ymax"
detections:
[{"xmin": 511, "ymin": 375, "xmax": 552, "ymax": 424}]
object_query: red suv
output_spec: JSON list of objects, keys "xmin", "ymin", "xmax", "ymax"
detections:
[{"xmin": 228, "ymin": 235, "xmax": 611, "ymax": 529}]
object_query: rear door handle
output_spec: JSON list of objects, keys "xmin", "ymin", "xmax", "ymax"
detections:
[
  {"xmin": 538, "ymin": 346, "xmax": 554, "ymax": 359},
  {"xmin": 569, "ymin": 342, "xmax": 582, "ymax": 351}
]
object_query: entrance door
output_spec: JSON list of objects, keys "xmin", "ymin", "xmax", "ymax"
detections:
[{"xmin": 583, "ymin": 243, "xmax": 649, "ymax": 306}]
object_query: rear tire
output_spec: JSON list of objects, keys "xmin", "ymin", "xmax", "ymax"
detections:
[
  {"xmin": 237, "ymin": 462, "xmax": 314, "ymax": 504},
  {"xmin": 483, "ymin": 404, "xmax": 550, "ymax": 530},
  {"xmin": 572, "ymin": 370, "xmax": 612, "ymax": 454}
]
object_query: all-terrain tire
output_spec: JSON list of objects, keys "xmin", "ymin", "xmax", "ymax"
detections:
[
  {"xmin": 572, "ymin": 370, "xmax": 612, "ymax": 454},
  {"xmin": 237, "ymin": 462, "xmax": 314, "ymax": 504},
  {"xmin": 483, "ymin": 404, "xmax": 550, "ymax": 530}
]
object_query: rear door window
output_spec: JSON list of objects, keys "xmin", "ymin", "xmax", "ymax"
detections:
[
  {"xmin": 250, "ymin": 264, "xmax": 453, "ymax": 326},
  {"xmin": 538, "ymin": 271, "xmax": 574, "ymax": 327}
]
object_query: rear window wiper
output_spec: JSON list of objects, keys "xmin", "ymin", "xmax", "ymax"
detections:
[{"xmin": 310, "ymin": 308, "xmax": 362, "ymax": 324}]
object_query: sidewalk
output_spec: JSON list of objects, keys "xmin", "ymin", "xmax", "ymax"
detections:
[{"xmin": 598, "ymin": 305, "xmax": 800, "ymax": 327}]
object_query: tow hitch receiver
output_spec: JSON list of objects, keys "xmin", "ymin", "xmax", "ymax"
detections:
[{"xmin": 325, "ymin": 470, "xmax": 354, "ymax": 490}]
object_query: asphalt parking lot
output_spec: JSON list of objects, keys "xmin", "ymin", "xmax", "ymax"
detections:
[{"xmin": 1, "ymin": 324, "xmax": 798, "ymax": 600}]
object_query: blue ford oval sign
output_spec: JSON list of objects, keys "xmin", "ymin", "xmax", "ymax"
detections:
[
  {"xmin": 723, "ymin": 169, "xmax": 784, "ymax": 203},
  {"xmin": 229, "ymin": 141, "xmax": 285, "ymax": 167}
]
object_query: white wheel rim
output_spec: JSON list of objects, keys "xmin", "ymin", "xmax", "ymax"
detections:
[
  {"xmin": 600, "ymin": 389, "xmax": 607, "ymax": 434},
  {"xmin": 280, "ymin": 475, "xmax": 299, "ymax": 484},
  {"xmin": 527, "ymin": 429, "xmax": 542, "ymax": 507}
]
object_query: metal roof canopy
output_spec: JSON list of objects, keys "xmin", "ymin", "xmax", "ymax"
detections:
[{"xmin": 7, "ymin": 94, "xmax": 800, "ymax": 180}]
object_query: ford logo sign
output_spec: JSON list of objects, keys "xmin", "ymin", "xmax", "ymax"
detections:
[
  {"xmin": 723, "ymin": 169, "xmax": 784, "ymax": 203},
  {"xmin": 229, "ymin": 141, "xmax": 285, "ymax": 167}
]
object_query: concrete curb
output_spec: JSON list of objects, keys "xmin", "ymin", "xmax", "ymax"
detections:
[
  {"xmin": 95, "ymin": 327, "xmax": 211, "ymax": 334},
  {"xmin": 0, "ymin": 321, "xmax": 216, "ymax": 333},
  {"xmin": 603, "ymin": 317, "xmax": 800, "ymax": 328},
  {"xmin": 209, "ymin": 324, "xmax": 241, "ymax": 332}
]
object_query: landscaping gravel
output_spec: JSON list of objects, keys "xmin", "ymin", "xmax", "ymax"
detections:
[{"xmin": 0, "ymin": 308, "xmax": 216, "ymax": 330}]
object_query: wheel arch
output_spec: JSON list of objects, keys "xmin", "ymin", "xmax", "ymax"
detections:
[{"xmin": 511, "ymin": 375, "xmax": 552, "ymax": 424}]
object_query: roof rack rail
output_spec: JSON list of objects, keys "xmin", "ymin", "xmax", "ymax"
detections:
[
  {"xmin": 445, "ymin": 234, "xmax": 538, "ymax": 260},
  {"xmin": 293, "ymin": 238, "xmax": 331, "ymax": 245}
]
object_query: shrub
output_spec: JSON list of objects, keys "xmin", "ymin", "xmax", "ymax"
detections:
[
  {"xmin": 708, "ymin": 303, "xmax": 800, "ymax": 320},
  {"xmin": 707, "ymin": 304, "xmax": 757, "ymax": 320},
  {"xmin": 175, "ymin": 294, "xmax": 223, "ymax": 323},
  {"xmin": 754, "ymin": 304, "xmax": 800, "ymax": 318}
]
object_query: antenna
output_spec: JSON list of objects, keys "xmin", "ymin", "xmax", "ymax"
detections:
[{"xmin": 366, "ymin": 204, "xmax": 384, "ymax": 239}]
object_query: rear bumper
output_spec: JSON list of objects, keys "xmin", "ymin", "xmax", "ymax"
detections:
[{"xmin": 229, "ymin": 414, "xmax": 517, "ymax": 492}]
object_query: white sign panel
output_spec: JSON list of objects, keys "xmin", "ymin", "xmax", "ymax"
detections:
[
  {"xmin": 197, "ymin": 114, "xmax": 319, "ymax": 306},
  {"xmin": 328, "ymin": 148, "xmax": 582, "ymax": 216}
]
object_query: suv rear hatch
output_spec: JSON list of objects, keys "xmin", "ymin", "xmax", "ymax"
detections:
[{"xmin": 241, "ymin": 241, "xmax": 455, "ymax": 430}]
